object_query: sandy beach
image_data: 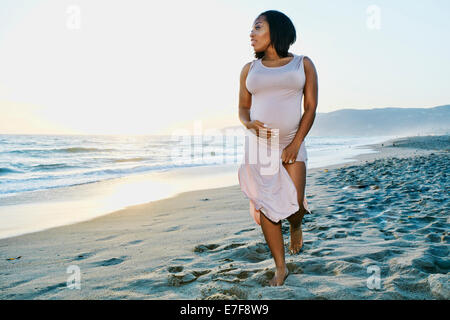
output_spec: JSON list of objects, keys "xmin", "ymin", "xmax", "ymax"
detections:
[{"xmin": 0, "ymin": 134, "xmax": 448, "ymax": 300}]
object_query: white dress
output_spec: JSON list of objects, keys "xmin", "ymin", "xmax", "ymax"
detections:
[{"xmin": 238, "ymin": 53, "xmax": 309, "ymax": 225}]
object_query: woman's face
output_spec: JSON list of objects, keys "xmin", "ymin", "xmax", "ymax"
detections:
[{"xmin": 250, "ymin": 16, "xmax": 271, "ymax": 52}]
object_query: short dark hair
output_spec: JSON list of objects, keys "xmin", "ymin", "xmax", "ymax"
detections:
[{"xmin": 254, "ymin": 10, "xmax": 297, "ymax": 59}]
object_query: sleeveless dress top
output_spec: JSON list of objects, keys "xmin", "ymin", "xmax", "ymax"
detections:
[{"xmin": 238, "ymin": 53, "xmax": 309, "ymax": 225}]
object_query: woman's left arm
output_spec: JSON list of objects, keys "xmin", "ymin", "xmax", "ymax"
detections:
[{"xmin": 291, "ymin": 56, "xmax": 319, "ymax": 148}]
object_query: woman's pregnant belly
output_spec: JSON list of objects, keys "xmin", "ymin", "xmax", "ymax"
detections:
[{"xmin": 250, "ymin": 94, "xmax": 301, "ymax": 146}]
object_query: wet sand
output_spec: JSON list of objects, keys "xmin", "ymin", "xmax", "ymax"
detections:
[{"xmin": 1, "ymin": 135, "xmax": 449, "ymax": 299}]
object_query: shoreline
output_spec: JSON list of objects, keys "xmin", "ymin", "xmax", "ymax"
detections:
[
  {"xmin": 0, "ymin": 162, "xmax": 241, "ymax": 240},
  {"xmin": 1, "ymin": 134, "xmax": 448, "ymax": 299},
  {"xmin": 0, "ymin": 135, "xmax": 394, "ymax": 240}
]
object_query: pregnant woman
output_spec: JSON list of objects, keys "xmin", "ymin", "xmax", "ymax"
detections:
[{"xmin": 238, "ymin": 10, "xmax": 318, "ymax": 286}]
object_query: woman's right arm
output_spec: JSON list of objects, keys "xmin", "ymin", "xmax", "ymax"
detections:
[
  {"xmin": 238, "ymin": 62, "xmax": 252, "ymax": 129},
  {"xmin": 238, "ymin": 63, "xmax": 269, "ymax": 137}
]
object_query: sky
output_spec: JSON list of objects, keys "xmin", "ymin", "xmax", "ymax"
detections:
[{"xmin": 0, "ymin": 0, "xmax": 449, "ymax": 135}]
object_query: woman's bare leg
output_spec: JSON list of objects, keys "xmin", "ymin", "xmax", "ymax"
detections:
[
  {"xmin": 283, "ymin": 160, "xmax": 307, "ymax": 254},
  {"xmin": 260, "ymin": 211, "xmax": 288, "ymax": 286}
]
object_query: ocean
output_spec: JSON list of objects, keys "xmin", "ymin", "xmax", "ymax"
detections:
[
  {"xmin": 0, "ymin": 133, "xmax": 397, "ymax": 201},
  {"xmin": 0, "ymin": 133, "xmax": 398, "ymax": 239}
]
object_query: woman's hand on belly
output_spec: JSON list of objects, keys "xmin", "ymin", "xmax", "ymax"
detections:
[{"xmin": 247, "ymin": 120, "xmax": 276, "ymax": 140}]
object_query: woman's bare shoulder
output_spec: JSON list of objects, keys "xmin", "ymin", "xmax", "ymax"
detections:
[
  {"xmin": 240, "ymin": 60, "xmax": 256, "ymax": 79},
  {"xmin": 241, "ymin": 60, "xmax": 255, "ymax": 73},
  {"xmin": 302, "ymin": 55, "xmax": 316, "ymax": 71}
]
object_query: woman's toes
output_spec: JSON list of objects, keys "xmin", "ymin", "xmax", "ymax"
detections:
[
  {"xmin": 269, "ymin": 274, "xmax": 278, "ymax": 286},
  {"xmin": 289, "ymin": 240, "xmax": 303, "ymax": 254},
  {"xmin": 269, "ymin": 277, "xmax": 276, "ymax": 286},
  {"xmin": 268, "ymin": 267, "xmax": 288, "ymax": 286},
  {"xmin": 289, "ymin": 245, "xmax": 298, "ymax": 255}
]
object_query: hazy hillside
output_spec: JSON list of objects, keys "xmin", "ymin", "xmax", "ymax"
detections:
[{"xmin": 226, "ymin": 105, "xmax": 450, "ymax": 137}]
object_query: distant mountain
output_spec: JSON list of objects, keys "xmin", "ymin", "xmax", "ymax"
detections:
[{"xmin": 225, "ymin": 105, "xmax": 450, "ymax": 137}]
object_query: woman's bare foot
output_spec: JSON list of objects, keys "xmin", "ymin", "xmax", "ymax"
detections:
[
  {"xmin": 268, "ymin": 265, "xmax": 289, "ymax": 286},
  {"xmin": 289, "ymin": 223, "xmax": 303, "ymax": 254}
]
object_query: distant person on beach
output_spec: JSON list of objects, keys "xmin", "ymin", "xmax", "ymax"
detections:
[{"xmin": 238, "ymin": 10, "xmax": 318, "ymax": 286}]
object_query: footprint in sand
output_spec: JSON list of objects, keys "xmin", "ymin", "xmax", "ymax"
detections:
[
  {"xmin": 223, "ymin": 243, "xmax": 246, "ymax": 250},
  {"xmin": 213, "ymin": 268, "xmax": 261, "ymax": 283},
  {"xmin": 73, "ymin": 252, "xmax": 95, "ymax": 261},
  {"xmin": 167, "ymin": 272, "xmax": 199, "ymax": 287},
  {"xmin": 364, "ymin": 248, "xmax": 402, "ymax": 263},
  {"xmin": 34, "ymin": 282, "xmax": 67, "ymax": 296},
  {"xmin": 192, "ymin": 270, "xmax": 211, "ymax": 277},
  {"xmin": 317, "ymin": 225, "xmax": 331, "ymax": 231},
  {"xmin": 235, "ymin": 270, "xmax": 252, "ymax": 279},
  {"xmin": 164, "ymin": 225, "xmax": 181, "ymax": 232},
  {"xmin": 122, "ymin": 239, "xmax": 143, "ymax": 246},
  {"xmin": 326, "ymin": 230, "xmax": 347, "ymax": 239},
  {"xmin": 168, "ymin": 274, "xmax": 196, "ymax": 286},
  {"xmin": 234, "ymin": 228, "xmax": 255, "ymax": 235},
  {"xmin": 301, "ymin": 261, "xmax": 334, "ymax": 276},
  {"xmin": 3, "ymin": 279, "xmax": 32, "ymax": 290},
  {"xmin": 217, "ymin": 266, "xmax": 239, "ymax": 274},
  {"xmin": 310, "ymin": 248, "xmax": 334, "ymax": 257},
  {"xmin": 200, "ymin": 285, "xmax": 248, "ymax": 300},
  {"xmin": 194, "ymin": 244, "xmax": 221, "ymax": 253},
  {"xmin": 220, "ymin": 243, "xmax": 269, "ymax": 263},
  {"xmin": 169, "ymin": 257, "xmax": 194, "ymax": 264},
  {"xmin": 92, "ymin": 256, "xmax": 127, "ymax": 267},
  {"xmin": 167, "ymin": 266, "xmax": 184, "ymax": 273},
  {"xmin": 96, "ymin": 235, "xmax": 119, "ymax": 242}
]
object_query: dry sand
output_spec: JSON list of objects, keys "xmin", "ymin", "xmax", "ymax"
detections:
[{"xmin": 0, "ymin": 135, "xmax": 449, "ymax": 299}]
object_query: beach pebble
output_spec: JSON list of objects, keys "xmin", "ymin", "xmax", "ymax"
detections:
[{"xmin": 6, "ymin": 256, "xmax": 21, "ymax": 261}]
